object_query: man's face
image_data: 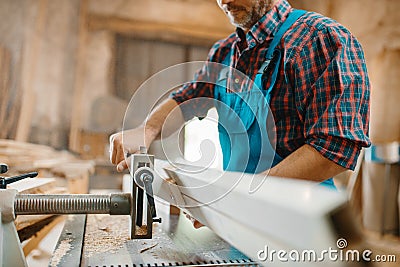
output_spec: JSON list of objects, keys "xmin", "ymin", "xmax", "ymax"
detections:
[{"xmin": 217, "ymin": 0, "xmax": 274, "ymax": 30}]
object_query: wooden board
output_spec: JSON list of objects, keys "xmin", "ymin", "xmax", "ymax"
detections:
[
  {"xmin": 22, "ymin": 216, "xmax": 64, "ymax": 255},
  {"xmin": 69, "ymin": 0, "xmax": 89, "ymax": 153},
  {"xmin": 0, "ymin": 45, "xmax": 12, "ymax": 139},
  {"xmin": 9, "ymin": 178, "xmax": 56, "ymax": 194},
  {"xmin": 15, "ymin": 0, "xmax": 48, "ymax": 142},
  {"xmin": 0, "ymin": 139, "xmax": 94, "ymax": 194}
]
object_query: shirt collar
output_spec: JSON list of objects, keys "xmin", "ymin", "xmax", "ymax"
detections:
[{"xmin": 235, "ymin": 0, "xmax": 293, "ymax": 48}]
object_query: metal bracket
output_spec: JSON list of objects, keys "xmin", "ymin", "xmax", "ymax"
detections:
[{"xmin": 130, "ymin": 147, "xmax": 161, "ymax": 239}]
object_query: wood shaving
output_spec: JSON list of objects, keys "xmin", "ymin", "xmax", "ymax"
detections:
[
  {"xmin": 139, "ymin": 242, "xmax": 158, "ymax": 253},
  {"xmin": 135, "ymin": 225, "xmax": 147, "ymax": 235},
  {"xmin": 49, "ymin": 238, "xmax": 73, "ymax": 267}
]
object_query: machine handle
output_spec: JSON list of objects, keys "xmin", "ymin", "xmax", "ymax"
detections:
[
  {"xmin": 0, "ymin": 172, "xmax": 38, "ymax": 189},
  {"xmin": 143, "ymin": 174, "xmax": 157, "ymax": 218},
  {"xmin": 134, "ymin": 167, "xmax": 158, "ymax": 219}
]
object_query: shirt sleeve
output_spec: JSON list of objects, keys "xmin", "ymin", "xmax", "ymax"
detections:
[
  {"xmin": 170, "ymin": 41, "xmax": 223, "ymax": 121},
  {"xmin": 290, "ymin": 27, "xmax": 371, "ymax": 170}
]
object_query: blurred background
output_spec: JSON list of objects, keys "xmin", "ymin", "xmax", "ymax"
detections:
[{"xmin": 0, "ymin": 0, "xmax": 399, "ymax": 265}]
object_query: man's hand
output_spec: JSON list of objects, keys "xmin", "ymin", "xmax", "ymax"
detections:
[
  {"xmin": 109, "ymin": 98, "xmax": 183, "ymax": 172},
  {"xmin": 109, "ymin": 127, "xmax": 151, "ymax": 172}
]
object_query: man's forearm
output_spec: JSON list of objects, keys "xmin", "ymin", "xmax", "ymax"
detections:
[
  {"xmin": 264, "ymin": 144, "xmax": 347, "ymax": 182},
  {"xmin": 143, "ymin": 98, "xmax": 184, "ymax": 142}
]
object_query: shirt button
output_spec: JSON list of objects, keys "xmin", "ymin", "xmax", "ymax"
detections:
[
  {"xmin": 258, "ymin": 37, "xmax": 263, "ymax": 42},
  {"xmin": 234, "ymin": 78, "xmax": 240, "ymax": 83}
]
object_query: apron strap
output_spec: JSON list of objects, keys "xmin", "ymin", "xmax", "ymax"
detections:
[{"xmin": 253, "ymin": 9, "xmax": 306, "ymax": 93}]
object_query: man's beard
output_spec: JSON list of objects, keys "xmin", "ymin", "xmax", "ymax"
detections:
[{"xmin": 228, "ymin": 0, "xmax": 274, "ymax": 30}]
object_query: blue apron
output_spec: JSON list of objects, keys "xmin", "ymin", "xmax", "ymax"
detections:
[{"xmin": 214, "ymin": 9, "xmax": 336, "ymax": 189}]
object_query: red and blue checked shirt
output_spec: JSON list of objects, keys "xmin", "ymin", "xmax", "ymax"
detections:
[{"xmin": 171, "ymin": 0, "xmax": 370, "ymax": 170}]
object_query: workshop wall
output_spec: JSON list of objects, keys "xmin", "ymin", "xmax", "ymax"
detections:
[
  {"xmin": 1, "ymin": 0, "xmax": 398, "ymax": 150},
  {"xmin": 0, "ymin": 0, "xmax": 80, "ymax": 148}
]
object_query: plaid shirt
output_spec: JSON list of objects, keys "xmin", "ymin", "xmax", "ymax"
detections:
[{"xmin": 171, "ymin": 0, "xmax": 370, "ymax": 170}]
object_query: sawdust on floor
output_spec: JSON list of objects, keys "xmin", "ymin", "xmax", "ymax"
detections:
[
  {"xmin": 84, "ymin": 214, "xmax": 130, "ymax": 258},
  {"xmin": 84, "ymin": 214, "xmax": 158, "ymax": 258}
]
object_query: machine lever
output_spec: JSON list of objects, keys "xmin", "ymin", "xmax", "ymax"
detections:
[
  {"xmin": 142, "ymin": 172, "xmax": 157, "ymax": 218},
  {"xmin": 0, "ymin": 172, "xmax": 38, "ymax": 189}
]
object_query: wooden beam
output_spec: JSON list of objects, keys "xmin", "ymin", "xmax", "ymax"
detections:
[
  {"xmin": 0, "ymin": 45, "xmax": 11, "ymax": 139},
  {"xmin": 69, "ymin": 0, "xmax": 89, "ymax": 152},
  {"xmin": 22, "ymin": 216, "xmax": 64, "ymax": 255},
  {"xmin": 88, "ymin": 15, "xmax": 231, "ymax": 47},
  {"xmin": 15, "ymin": 0, "xmax": 48, "ymax": 142},
  {"xmin": 19, "ymin": 215, "xmax": 61, "ymax": 244},
  {"xmin": 9, "ymin": 178, "xmax": 56, "ymax": 194}
]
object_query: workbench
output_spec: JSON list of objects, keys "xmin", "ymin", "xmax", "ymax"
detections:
[
  {"xmin": 45, "ymin": 159, "xmax": 355, "ymax": 267},
  {"xmin": 50, "ymin": 211, "xmax": 258, "ymax": 267}
]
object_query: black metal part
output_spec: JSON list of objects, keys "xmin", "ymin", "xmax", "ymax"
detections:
[
  {"xmin": 136, "ymin": 186, "xmax": 144, "ymax": 226},
  {"xmin": 0, "ymin": 171, "xmax": 38, "ymax": 189},
  {"xmin": 132, "ymin": 165, "xmax": 162, "ymax": 239},
  {"xmin": 142, "ymin": 173, "xmax": 157, "ymax": 218},
  {"xmin": 130, "ymin": 150, "xmax": 159, "ymax": 239},
  {"xmin": 110, "ymin": 193, "xmax": 131, "ymax": 215},
  {"xmin": 135, "ymin": 168, "xmax": 159, "ymax": 220},
  {"xmin": 0, "ymin": 163, "xmax": 8, "ymax": 174},
  {"xmin": 132, "ymin": 181, "xmax": 154, "ymax": 239}
]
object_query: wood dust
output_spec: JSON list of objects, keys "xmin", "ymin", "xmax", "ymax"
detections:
[
  {"xmin": 49, "ymin": 238, "xmax": 73, "ymax": 267},
  {"xmin": 135, "ymin": 225, "xmax": 147, "ymax": 235},
  {"xmin": 83, "ymin": 214, "xmax": 129, "ymax": 258}
]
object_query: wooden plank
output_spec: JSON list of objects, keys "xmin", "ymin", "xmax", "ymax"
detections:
[
  {"xmin": 88, "ymin": 15, "xmax": 230, "ymax": 47},
  {"xmin": 18, "ymin": 215, "xmax": 60, "ymax": 243},
  {"xmin": 74, "ymin": 130, "xmax": 109, "ymax": 159},
  {"xmin": 69, "ymin": 0, "xmax": 89, "ymax": 152},
  {"xmin": 153, "ymin": 160, "xmax": 359, "ymax": 263},
  {"xmin": 0, "ymin": 45, "xmax": 11, "ymax": 139},
  {"xmin": 15, "ymin": 0, "xmax": 48, "ymax": 142},
  {"xmin": 22, "ymin": 216, "xmax": 64, "ymax": 255},
  {"xmin": 51, "ymin": 162, "xmax": 94, "ymax": 194},
  {"xmin": 9, "ymin": 178, "xmax": 56, "ymax": 194}
]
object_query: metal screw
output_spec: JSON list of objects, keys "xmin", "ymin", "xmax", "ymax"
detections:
[
  {"xmin": 153, "ymin": 218, "xmax": 162, "ymax": 223},
  {"xmin": 14, "ymin": 193, "xmax": 131, "ymax": 215}
]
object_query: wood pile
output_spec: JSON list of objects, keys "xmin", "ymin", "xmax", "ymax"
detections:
[
  {"xmin": 0, "ymin": 139, "xmax": 94, "ymax": 193},
  {"xmin": 0, "ymin": 138, "xmax": 95, "ymax": 255}
]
